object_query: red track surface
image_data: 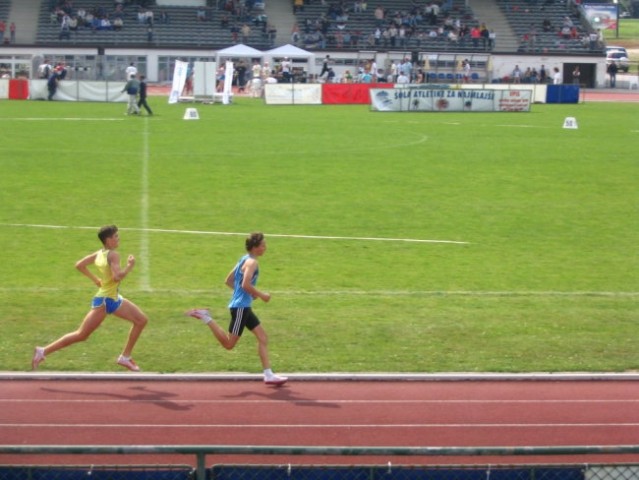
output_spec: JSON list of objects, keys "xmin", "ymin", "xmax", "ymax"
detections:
[{"xmin": 2, "ymin": 378, "xmax": 639, "ymax": 467}]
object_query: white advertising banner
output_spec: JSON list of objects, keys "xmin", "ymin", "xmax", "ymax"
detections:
[
  {"xmin": 222, "ymin": 60, "xmax": 234, "ymax": 105},
  {"xmin": 29, "ymin": 80, "xmax": 128, "ymax": 102},
  {"xmin": 0, "ymin": 79, "xmax": 8, "ymax": 99},
  {"xmin": 169, "ymin": 60, "xmax": 188, "ymax": 104},
  {"xmin": 264, "ymin": 83, "xmax": 322, "ymax": 105},
  {"xmin": 193, "ymin": 61, "xmax": 216, "ymax": 97},
  {"xmin": 370, "ymin": 87, "xmax": 532, "ymax": 112}
]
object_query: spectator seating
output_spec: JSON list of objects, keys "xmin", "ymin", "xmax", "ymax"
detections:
[
  {"xmin": 32, "ymin": 0, "xmax": 604, "ymax": 55},
  {"xmin": 293, "ymin": 0, "xmax": 485, "ymax": 52},
  {"xmin": 36, "ymin": 0, "xmax": 272, "ymax": 49},
  {"xmin": 0, "ymin": 0, "xmax": 11, "ymax": 34},
  {"xmin": 496, "ymin": 0, "xmax": 604, "ymax": 53}
]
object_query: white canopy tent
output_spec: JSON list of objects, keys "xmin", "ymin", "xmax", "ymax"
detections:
[
  {"xmin": 215, "ymin": 43, "xmax": 264, "ymax": 65},
  {"xmin": 264, "ymin": 44, "xmax": 316, "ymax": 77}
]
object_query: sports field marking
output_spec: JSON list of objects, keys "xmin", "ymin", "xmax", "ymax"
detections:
[
  {"xmin": 139, "ymin": 118, "xmax": 151, "ymax": 291},
  {"xmin": 0, "ymin": 118, "xmax": 125, "ymax": 121},
  {"xmin": 3, "ymin": 422, "xmax": 638, "ymax": 429},
  {"xmin": 3, "ymin": 398, "xmax": 638, "ymax": 405},
  {"xmin": 0, "ymin": 286, "xmax": 636, "ymax": 297},
  {"xmin": 1, "ymin": 223, "xmax": 470, "ymax": 245},
  {"xmin": 495, "ymin": 124, "xmax": 551, "ymax": 128}
]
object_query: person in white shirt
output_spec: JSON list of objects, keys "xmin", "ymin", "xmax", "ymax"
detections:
[
  {"xmin": 552, "ymin": 67, "xmax": 562, "ymax": 85},
  {"xmin": 396, "ymin": 72, "xmax": 410, "ymax": 84},
  {"xmin": 125, "ymin": 62, "xmax": 137, "ymax": 80}
]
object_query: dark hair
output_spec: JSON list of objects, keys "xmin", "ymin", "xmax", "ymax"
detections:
[
  {"xmin": 245, "ymin": 232, "xmax": 264, "ymax": 251},
  {"xmin": 98, "ymin": 225, "xmax": 118, "ymax": 245}
]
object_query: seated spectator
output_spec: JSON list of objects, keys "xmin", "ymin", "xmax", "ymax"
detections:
[
  {"xmin": 99, "ymin": 17, "xmax": 113, "ymax": 30},
  {"xmin": 113, "ymin": 16, "xmax": 124, "ymax": 30},
  {"xmin": 59, "ymin": 15, "xmax": 71, "ymax": 39},
  {"xmin": 374, "ymin": 6, "xmax": 385, "ymax": 26},
  {"xmin": 254, "ymin": 13, "xmax": 267, "ymax": 27},
  {"xmin": 197, "ymin": 7, "xmax": 207, "ymax": 21},
  {"xmin": 85, "ymin": 11, "xmax": 95, "ymax": 28}
]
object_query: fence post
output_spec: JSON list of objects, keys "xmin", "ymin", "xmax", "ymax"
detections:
[{"xmin": 196, "ymin": 451, "xmax": 207, "ymax": 480}]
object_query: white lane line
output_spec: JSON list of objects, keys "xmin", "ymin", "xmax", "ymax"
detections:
[
  {"xmin": 0, "ymin": 223, "xmax": 470, "ymax": 245},
  {"xmin": 2, "ymin": 423, "xmax": 638, "ymax": 429}
]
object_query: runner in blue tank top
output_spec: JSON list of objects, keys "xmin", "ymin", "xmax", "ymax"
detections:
[{"xmin": 186, "ymin": 232, "xmax": 287, "ymax": 386}]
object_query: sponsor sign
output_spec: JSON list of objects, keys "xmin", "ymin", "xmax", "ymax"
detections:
[{"xmin": 370, "ymin": 87, "xmax": 532, "ymax": 112}]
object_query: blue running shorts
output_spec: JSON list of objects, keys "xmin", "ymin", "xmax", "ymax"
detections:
[{"xmin": 92, "ymin": 295, "xmax": 123, "ymax": 314}]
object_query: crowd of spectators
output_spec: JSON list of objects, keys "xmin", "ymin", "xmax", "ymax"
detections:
[
  {"xmin": 50, "ymin": 0, "xmax": 155, "ymax": 38},
  {"xmin": 292, "ymin": 0, "xmax": 491, "ymax": 51}
]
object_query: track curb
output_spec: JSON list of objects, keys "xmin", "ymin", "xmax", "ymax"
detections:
[{"xmin": 2, "ymin": 372, "xmax": 639, "ymax": 382}]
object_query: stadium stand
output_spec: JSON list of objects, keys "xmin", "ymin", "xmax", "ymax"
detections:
[
  {"xmin": 292, "ymin": 0, "xmax": 486, "ymax": 52},
  {"xmin": 29, "ymin": 0, "xmax": 605, "ymax": 55},
  {"xmin": 36, "ymin": 0, "xmax": 272, "ymax": 49},
  {"xmin": 496, "ymin": 0, "xmax": 605, "ymax": 53},
  {"xmin": 0, "ymin": 0, "xmax": 11, "ymax": 36}
]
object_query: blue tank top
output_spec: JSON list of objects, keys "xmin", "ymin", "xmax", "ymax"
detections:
[{"xmin": 228, "ymin": 254, "xmax": 259, "ymax": 308}]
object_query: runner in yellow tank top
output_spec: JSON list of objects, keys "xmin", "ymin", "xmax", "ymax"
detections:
[
  {"xmin": 31, "ymin": 225, "xmax": 149, "ymax": 371},
  {"xmin": 94, "ymin": 248, "xmax": 119, "ymax": 299}
]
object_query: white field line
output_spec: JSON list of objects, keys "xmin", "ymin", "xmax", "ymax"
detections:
[
  {"xmin": 2, "ymin": 422, "xmax": 638, "ymax": 429},
  {"xmin": 0, "ymin": 286, "xmax": 636, "ymax": 297},
  {"xmin": 139, "ymin": 118, "xmax": 151, "ymax": 291},
  {"xmin": 2, "ymin": 398, "xmax": 638, "ymax": 404},
  {"xmin": 0, "ymin": 118, "xmax": 125, "ymax": 121},
  {"xmin": 0, "ymin": 223, "xmax": 470, "ymax": 245}
]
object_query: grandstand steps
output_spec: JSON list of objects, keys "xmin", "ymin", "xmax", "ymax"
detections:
[
  {"xmin": 8, "ymin": 0, "xmax": 40, "ymax": 44},
  {"xmin": 469, "ymin": 0, "xmax": 519, "ymax": 51},
  {"xmin": 264, "ymin": 0, "xmax": 296, "ymax": 47}
]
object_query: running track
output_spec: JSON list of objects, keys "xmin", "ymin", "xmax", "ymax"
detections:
[{"xmin": 2, "ymin": 374, "xmax": 639, "ymax": 467}]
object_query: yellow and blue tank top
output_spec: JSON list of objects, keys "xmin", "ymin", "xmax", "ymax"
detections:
[{"xmin": 94, "ymin": 248, "xmax": 119, "ymax": 299}]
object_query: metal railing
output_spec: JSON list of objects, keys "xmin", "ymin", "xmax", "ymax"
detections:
[{"xmin": 2, "ymin": 445, "xmax": 639, "ymax": 480}]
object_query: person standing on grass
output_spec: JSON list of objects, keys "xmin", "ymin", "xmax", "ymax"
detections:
[
  {"xmin": 137, "ymin": 74, "xmax": 153, "ymax": 115},
  {"xmin": 122, "ymin": 73, "xmax": 140, "ymax": 115},
  {"xmin": 186, "ymin": 232, "xmax": 287, "ymax": 386},
  {"xmin": 32, "ymin": 225, "xmax": 148, "ymax": 372}
]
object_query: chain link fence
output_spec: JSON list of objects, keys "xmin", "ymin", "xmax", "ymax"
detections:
[
  {"xmin": 1, "ymin": 463, "xmax": 639, "ymax": 480},
  {"xmin": 2, "ymin": 446, "xmax": 639, "ymax": 480}
]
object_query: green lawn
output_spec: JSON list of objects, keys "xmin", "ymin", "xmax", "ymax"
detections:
[{"xmin": 0, "ymin": 96, "xmax": 637, "ymax": 374}]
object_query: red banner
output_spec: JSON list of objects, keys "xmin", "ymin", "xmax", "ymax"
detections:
[
  {"xmin": 322, "ymin": 83, "xmax": 393, "ymax": 104},
  {"xmin": 9, "ymin": 79, "xmax": 29, "ymax": 100}
]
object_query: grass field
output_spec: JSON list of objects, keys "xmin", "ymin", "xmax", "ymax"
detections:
[
  {"xmin": 0, "ymin": 95, "xmax": 637, "ymax": 374},
  {"xmin": 605, "ymin": 18, "xmax": 639, "ymax": 47}
]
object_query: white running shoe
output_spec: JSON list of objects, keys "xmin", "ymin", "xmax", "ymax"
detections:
[
  {"xmin": 32, "ymin": 347, "xmax": 45, "ymax": 370},
  {"xmin": 264, "ymin": 374, "xmax": 288, "ymax": 386},
  {"xmin": 117, "ymin": 355, "xmax": 140, "ymax": 372},
  {"xmin": 185, "ymin": 308, "xmax": 212, "ymax": 324}
]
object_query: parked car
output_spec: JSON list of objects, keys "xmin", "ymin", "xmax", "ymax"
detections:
[
  {"xmin": 606, "ymin": 50, "xmax": 630, "ymax": 72},
  {"xmin": 606, "ymin": 45, "xmax": 628, "ymax": 56}
]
